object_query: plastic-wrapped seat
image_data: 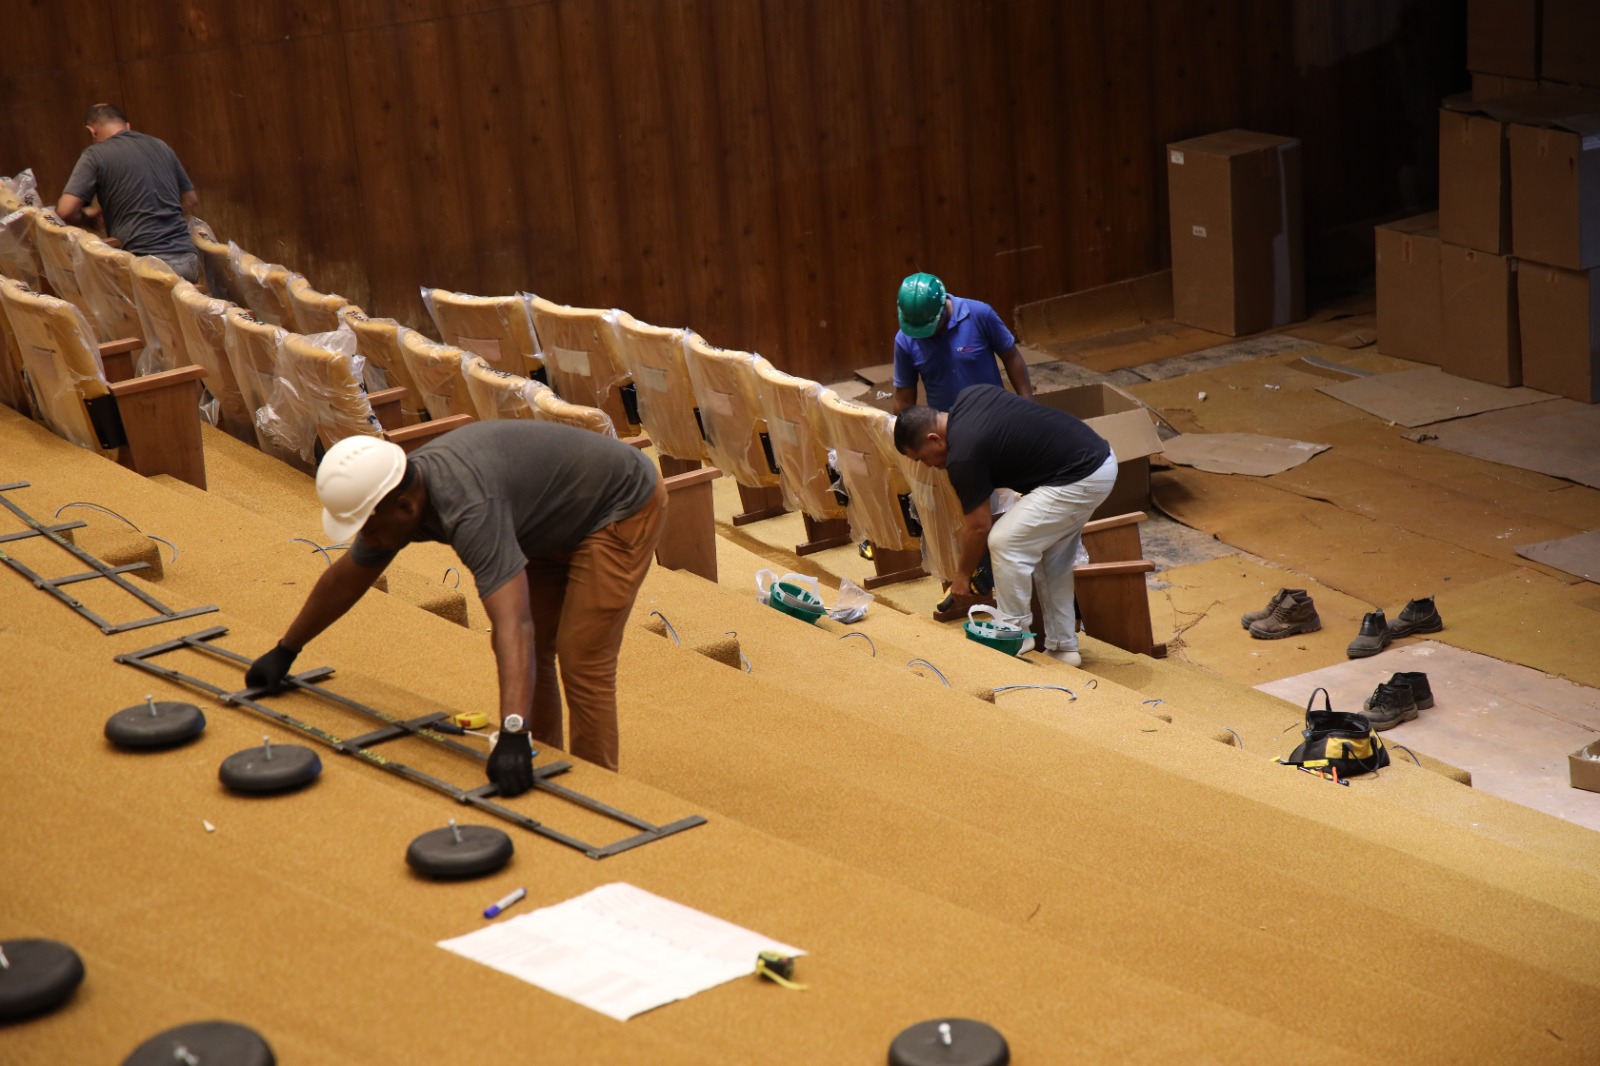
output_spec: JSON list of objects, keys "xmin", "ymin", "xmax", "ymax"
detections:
[
  {"xmin": 522, "ymin": 294, "xmax": 637, "ymax": 433},
  {"xmin": 76, "ymin": 235, "xmax": 147, "ymax": 353},
  {"xmin": 750, "ymin": 361, "xmax": 851, "ymax": 554},
  {"xmin": 33, "ymin": 212, "xmax": 96, "ymax": 322},
  {"xmin": 398, "ymin": 329, "xmax": 477, "ymax": 420},
  {"xmin": 0, "ymin": 285, "xmax": 29, "ymax": 415},
  {"xmin": 682, "ymin": 335, "xmax": 787, "ymax": 524},
  {"xmin": 340, "ymin": 307, "xmax": 424, "ymax": 424},
  {"xmin": 287, "ymin": 275, "xmax": 353, "ymax": 334},
  {"xmin": 612, "ymin": 312, "xmax": 707, "ymax": 475},
  {"xmin": 461, "ymin": 354, "xmax": 538, "ymax": 421},
  {"xmin": 0, "ymin": 277, "xmax": 208, "ymax": 486},
  {"xmin": 222, "ymin": 307, "xmax": 307, "ymax": 466},
  {"xmin": 530, "ymin": 380, "xmax": 617, "ymax": 437},
  {"xmin": 228, "ymin": 243, "xmax": 300, "ymax": 329},
  {"xmin": 127, "ymin": 255, "xmax": 190, "ymax": 375},
  {"xmin": 422, "ymin": 287, "xmax": 542, "ymax": 379},
  {"xmin": 815, "ymin": 389, "xmax": 928, "ymax": 589},
  {"xmin": 171, "ymin": 279, "xmax": 255, "ymax": 443},
  {"xmin": 187, "ymin": 217, "xmax": 238, "ymax": 302},
  {"xmin": 0, "ymin": 205, "xmax": 44, "ymax": 290}
]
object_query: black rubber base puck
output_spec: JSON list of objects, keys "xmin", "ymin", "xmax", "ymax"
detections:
[
  {"xmin": 122, "ymin": 1020, "xmax": 275, "ymax": 1066},
  {"xmin": 105, "ymin": 700, "xmax": 206, "ymax": 750},
  {"xmin": 218, "ymin": 742, "xmax": 321, "ymax": 795},
  {"xmin": 888, "ymin": 1018, "xmax": 1010, "ymax": 1066},
  {"xmin": 406, "ymin": 824, "xmax": 514, "ymax": 879},
  {"xmin": 0, "ymin": 938, "xmax": 85, "ymax": 1022}
]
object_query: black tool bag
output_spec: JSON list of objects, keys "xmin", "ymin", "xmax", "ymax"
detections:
[{"xmin": 1281, "ymin": 687, "xmax": 1389, "ymax": 777}]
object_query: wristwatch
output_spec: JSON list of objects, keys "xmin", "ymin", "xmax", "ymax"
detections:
[{"xmin": 502, "ymin": 714, "xmax": 526, "ymax": 734}]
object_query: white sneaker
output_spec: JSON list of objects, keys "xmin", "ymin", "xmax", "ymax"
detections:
[{"xmin": 1044, "ymin": 648, "xmax": 1082, "ymax": 667}]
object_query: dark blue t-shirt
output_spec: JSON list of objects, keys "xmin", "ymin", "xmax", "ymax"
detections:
[{"xmin": 892, "ymin": 296, "xmax": 1014, "ymax": 411}]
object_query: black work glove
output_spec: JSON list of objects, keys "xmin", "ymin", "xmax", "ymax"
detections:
[
  {"xmin": 487, "ymin": 730, "xmax": 536, "ymax": 797},
  {"xmin": 245, "ymin": 642, "xmax": 301, "ymax": 694}
]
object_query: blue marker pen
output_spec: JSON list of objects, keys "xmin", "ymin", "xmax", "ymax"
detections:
[{"xmin": 483, "ymin": 886, "xmax": 527, "ymax": 919}]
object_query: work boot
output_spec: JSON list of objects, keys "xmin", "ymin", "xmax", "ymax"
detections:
[
  {"xmin": 1389, "ymin": 597, "xmax": 1444, "ymax": 638},
  {"xmin": 1346, "ymin": 609, "xmax": 1393, "ymax": 658},
  {"xmin": 1363, "ymin": 680, "xmax": 1418, "ymax": 730},
  {"xmin": 1241, "ymin": 588, "xmax": 1306, "ymax": 630},
  {"xmin": 1388, "ymin": 671, "xmax": 1433, "ymax": 709},
  {"xmin": 1247, "ymin": 591, "xmax": 1321, "ymax": 639}
]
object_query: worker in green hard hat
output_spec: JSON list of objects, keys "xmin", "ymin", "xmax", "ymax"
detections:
[{"xmin": 893, "ymin": 272, "xmax": 1032, "ymax": 414}]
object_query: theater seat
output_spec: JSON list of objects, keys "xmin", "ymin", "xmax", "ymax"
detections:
[
  {"xmin": 1075, "ymin": 511, "xmax": 1165, "ymax": 658},
  {"xmin": 422, "ymin": 287, "xmax": 542, "ymax": 379},
  {"xmin": 682, "ymin": 335, "xmax": 786, "ymax": 525},
  {"xmin": 33, "ymin": 212, "xmax": 95, "ymax": 322},
  {"xmin": 612, "ymin": 312, "xmax": 707, "ymax": 476},
  {"xmin": 750, "ymin": 360, "xmax": 852, "ymax": 555},
  {"xmin": 815, "ymin": 389, "xmax": 927, "ymax": 589},
  {"xmin": 0, "ymin": 277, "xmax": 207, "ymax": 487},
  {"xmin": 461, "ymin": 354, "xmax": 538, "ymax": 421},
  {"xmin": 0, "ymin": 205, "xmax": 44, "ymax": 290},
  {"xmin": 339, "ymin": 307, "xmax": 423, "ymax": 424},
  {"xmin": 0, "ymin": 280, "xmax": 29, "ymax": 415},
  {"xmin": 171, "ymin": 280, "xmax": 255, "ymax": 444},
  {"xmin": 398, "ymin": 329, "xmax": 477, "ymax": 421},
  {"xmin": 228, "ymin": 243, "xmax": 300, "ymax": 329},
  {"xmin": 530, "ymin": 379, "xmax": 618, "ymax": 437},
  {"xmin": 187, "ymin": 217, "xmax": 238, "ymax": 303},
  {"xmin": 287, "ymin": 275, "xmax": 353, "ymax": 334},
  {"xmin": 127, "ymin": 255, "xmax": 189, "ymax": 375},
  {"xmin": 75, "ymin": 236, "xmax": 145, "ymax": 351},
  {"xmin": 222, "ymin": 307, "xmax": 308, "ymax": 466},
  {"xmin": 522, "ymin": 294, "xmax": 637, "ymax": 433},
  {"xmin": 900, "ymin": 456, "xmax": 964, "ymax": 587}
]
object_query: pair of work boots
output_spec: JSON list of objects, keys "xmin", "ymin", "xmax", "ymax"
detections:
[
  {"xmin": 1363, "ymin": 671, "xmax": 1434, "ymax": 731},
  {"xmin": 1241, "ymin": 588, "xmax": 1320, "ymax": 639},
  {"xmin": 1347, "ymin": 597, "xmax": 1444, "ymax": 658}
]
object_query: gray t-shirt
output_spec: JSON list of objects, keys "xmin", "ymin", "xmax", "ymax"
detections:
[
  {"xmin": 62, "ymin": 130, "xmax": 196, "ymax": 259},
  {"xmin": 351, "ymin": 421, "xmax": 659, "ymax": 598}
]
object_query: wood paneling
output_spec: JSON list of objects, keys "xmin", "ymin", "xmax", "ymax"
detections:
[{"xmin": 0, "ymin": 0, "xmax": 1466, "ymax": 385}]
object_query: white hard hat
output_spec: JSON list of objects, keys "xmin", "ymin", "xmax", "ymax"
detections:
[{"xmin": 316, "ymin": 436, "xmax": 407, "ymax": 542}]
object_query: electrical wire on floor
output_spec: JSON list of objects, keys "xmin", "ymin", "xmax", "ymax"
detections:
[
  {"xmin": 443, "ymin": 567, "xmax": 461, "ymax": 588},
  {"xmin": 648, "ymin": 610, "xmax": 681, "ymax": 645},
  {"xmin": 1390, "ymin": 743, "xmax": 1421, "ymax": 766},
  {"xmin": 907, "ymin": 658, "xmax": 949, "ymax": 686},
  {"xmin": 723, "ymin": 631, "xmax": 753, "ymax": 672},
  {"xmin": 54, "ymin": 500, "xmax": 178, "ymax": 561},
  {"xmin": 991, "ymin": 684, "xmax": 1076, "ymax": 701},
  {"xmin": 837, "ymin": 632, "xmax": 876, "ymax": 657},
  {"xmin": 1222, "ymin": 727, "xmax": 1244, "ymax": 748},
  {"xmin": 288, "ymin": 538, "xmax": 340, "ymax": 567}
]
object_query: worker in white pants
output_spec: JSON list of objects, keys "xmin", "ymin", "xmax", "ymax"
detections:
[{"xmin": 895, "ymin": 384, "xmax": 1115, "ymax": 666}]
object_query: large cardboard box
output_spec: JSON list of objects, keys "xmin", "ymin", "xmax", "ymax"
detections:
[
  {"xmin": 1440, "ymin": 243, "xmax": 1522, "ymax": 386},
  {"xmin": 1517, "ymin": 260, "xmax": 1600, "ymax": 401},
  {"xmin": 1472, "ymin": 72, "xmax": 1539, "ymax": 101},
  {"xmin": 1542, "ymin": 0, "xmax": 1600, "ymax": 88},
  {"xmin": 1033, "ymin": 383, "xmax": 1164, "ymax": 519},
  {"xmin": 1468, "ymin": 0, "xmax": 1540, "ymax": 79},
  {"xmin": 1508, "ymin": 109, "xmax": 1600, "ymax": 269},
  {"xmin": 1439, "ymin": 98, "xmax": 1512, "ymax": 254},
  {"xmin": 1167, "ymin": 130, "xmax": 1303, "ymax": 337},
  {"xmin": 1375, "ymin": 214, "xmax": 1444, "ymax": 365}
]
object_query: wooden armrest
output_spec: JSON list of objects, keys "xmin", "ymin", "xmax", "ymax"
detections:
[
  {"xmin": 107, "ymin": 363, "xmax": 206, "ymax": 397},
  {"xmin": 97, "ymin": 336, "xmax": 145, "ymax": 357},
  {"xmin": 622, "ymin": 433, "xmax": 653, "ymax": 450},
  {"xmin": 663, "ymin": 465, "xmax": 721, "ymax": 490},
  {"xmin": 1082, "ymin": 511, "xmax": 1147, "ymax": 535},
  {"xmin": 367, "ymin": 385, "xmax": 408, "ymax": 406},
  {"xmin": 1072, "ymin": 559, "xmax": 1155, "ymax": 577},
  {"xmin": 388, "ymin": 413, "xmax": 473, "ymax": 451}
]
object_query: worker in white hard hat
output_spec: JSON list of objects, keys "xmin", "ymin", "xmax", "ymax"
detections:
[{"xmin": 244, "ymin": 421, "xmax": 666, "ymax": 787}]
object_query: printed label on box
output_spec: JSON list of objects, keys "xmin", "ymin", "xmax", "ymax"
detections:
[
  {"xmin": 1191, "ymin": 225, "xmax": 1207, "ymax": 238},
  {"xmin": 1170, "ymin": 150, "xmax": 1185, "ymax": 165}
]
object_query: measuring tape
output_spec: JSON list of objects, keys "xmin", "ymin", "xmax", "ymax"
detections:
[
  {"xmin": 452, "ymin": 712, "xmax": 490, "ymax": 730},
  {"xmin": 755, "ymin": 950, "xmax": 807, "ymax": 991}
]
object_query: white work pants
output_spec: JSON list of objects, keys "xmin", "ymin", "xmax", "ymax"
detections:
[{"xmin": 988, "ymin": 452, "xmax": 1118, "ymax": 651}]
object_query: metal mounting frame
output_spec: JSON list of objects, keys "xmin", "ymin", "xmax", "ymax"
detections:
[
  {"xmin": 0, "ymin": 482, "xmax": 218, "ymax": 634},
  {"xmin": 114, "ymin": 626, "xmax": 707, "ymax": 859}
]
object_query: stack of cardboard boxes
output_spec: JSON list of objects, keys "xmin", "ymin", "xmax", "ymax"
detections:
[{"xmin": 1378, "ymin": 0, "xmax": 1600, "ymax": 402}]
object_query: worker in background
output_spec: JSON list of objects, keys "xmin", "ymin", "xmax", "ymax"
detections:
[
  {"xmin": 245, "ymin": 422, "xmax": 666, "ymax": 789},
  {"xmin": 54, "ymin": 103, "xmax": 201, "ymax": 281},
  {"xmin": 892, "ymin": 271, "xmax": 1033, "ymax": 414},
  {"xmin": 895, "ymin": 384, "xmax": 1114, "ymax": 667}
]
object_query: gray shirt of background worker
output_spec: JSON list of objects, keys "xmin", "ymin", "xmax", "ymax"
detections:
[{"xmin": 56, "ymin": 103, "xmax": 200, "ymax": 279}]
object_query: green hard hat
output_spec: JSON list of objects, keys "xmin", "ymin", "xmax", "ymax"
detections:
[{"xmin": 897, "ymin": 272, "xmax": 947, "ymax": 339}]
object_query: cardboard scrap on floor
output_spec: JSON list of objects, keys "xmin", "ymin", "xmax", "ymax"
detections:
[
  {"xmin": 1256, "ymin": 641, "xmax": 1600, "ymax": 831},
  {"xmin": 1515, "ymin": 530, "xmax": 1600, "ymax": 584},
  {"xmin": 1159, "ymin": 433, "xmax": 1329, "ymax": 476},
  {"xmin": 1407, "ymin": 398, "xmax": 1600, "ymax": 489},
  {"xmin": 1318, "ymin": 366, "xmax": 1555, "ymax": 428}
]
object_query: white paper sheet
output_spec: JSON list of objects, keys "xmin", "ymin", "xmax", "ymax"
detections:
[{"xmin": 436, "ymin": 882, "xmax": 804, "ymax": 1021}]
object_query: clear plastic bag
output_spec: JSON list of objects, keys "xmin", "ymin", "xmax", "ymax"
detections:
[{"xmin": 827, "ymin": 578, "xmax": 874, "ymax": 623}]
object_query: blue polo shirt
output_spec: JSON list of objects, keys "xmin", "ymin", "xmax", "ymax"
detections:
[{"xmin": 892, "ymin": 296, "xmax": 1015, "ymax": 411}]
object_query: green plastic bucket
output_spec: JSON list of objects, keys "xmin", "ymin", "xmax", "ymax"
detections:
[
  {"xmin": 769, "ymin": 580, "xmax": 826, "ymax": 624},
  {"xmin": 963, "ymin": 606, "xmax": 1033, "ymax": 656}
]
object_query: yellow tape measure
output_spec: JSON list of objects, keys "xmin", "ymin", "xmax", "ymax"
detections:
[{"xmin": 452, "ymin": 712, "xmax": 490, "ymax": 730}]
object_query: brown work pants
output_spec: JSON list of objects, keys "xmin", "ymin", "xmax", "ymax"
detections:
[{"xmin": 525, "ymin": 476, "xmax": 666, "ymax": 770}]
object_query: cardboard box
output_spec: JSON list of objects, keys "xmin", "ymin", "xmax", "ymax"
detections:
[
  {"xmin": 1517, "ymin": 260, "xmax": 1600, "ymax": 401},
  {"xmin": 1508, "ymin": 109, "xmax": 1600, "ymax": 269},
  {"xmin": 1440, "ymin": 243, "xmax": 1522, "ymax": 386},
  {"xmin": 1468, "ymin": 0, "xmax": 1540, "ymax": 79},
  {"xmin": 1375, "ymin": 214, "xmax": 1444, "ymax": 365},
  {"xmin": 1439, "ymin": 98, "xmax": 1512, "ymax": 254},
  {"xmin": 1472, "ymin": 72, "xmax": 1540, "ymax": 101},
  {"xmin": 1033, "ymin": 383, "xmax": 1164, "ymax": 519},
  {"xmin": 1167, "ymin": 130, "xmax": 1304, "ymax": 337},
  {"xmin": 1542, "ymin": 0, "xmax": 1600, "ymax": 88},
  {"xmin": 1569, "ymin": 739, "xmax": 1600, "ymax": 792}
]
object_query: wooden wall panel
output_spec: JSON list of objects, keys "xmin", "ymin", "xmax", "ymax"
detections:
[{"xmin": 0, "ymin": 0, "xmax": 1466, "ymax": 385}]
